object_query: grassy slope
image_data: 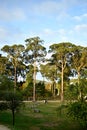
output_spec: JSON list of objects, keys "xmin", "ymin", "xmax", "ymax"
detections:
[{"xmin": 0, "ymin": 101, "xmax": 82, "ymax": 130}]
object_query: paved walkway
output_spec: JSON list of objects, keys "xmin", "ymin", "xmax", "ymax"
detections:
[{"xmin": 0, "ymin": 125, "xmax": 10, "ymax": 130}]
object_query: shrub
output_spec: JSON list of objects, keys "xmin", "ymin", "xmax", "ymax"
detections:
[
  {"xmin": 67, "ymin": 100, "xmax": 87, "ymax": 128},
  {"xmin": 0, "ymin": 102, "xmax": 8, "ymax": 110}
]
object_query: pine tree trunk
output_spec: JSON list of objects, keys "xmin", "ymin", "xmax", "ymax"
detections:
[
  {"xmin": 33, "ymin": 61, "xmax": 36, "ymax": 102},
  {"xmin": 61, "ymin": 62, "xmax": 64, "ymax": 102},
  {"xmin": 53, "ymin": 81, "xmax": 56, "ymax": 98},
  {"xmin": 78, "ymin": 71, "xmax": 82, "ymax": 99},
  {"xmin": 14, "ymin": 66, "xmax": 17, "ymax": 92}
]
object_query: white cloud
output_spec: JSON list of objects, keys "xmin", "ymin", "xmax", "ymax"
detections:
[
  {"xmin": 75, "ymin": 24, "xmax": 87, "ymax": 32},
  {"xmin": 0, "ymin": 27, "xmax": 8, "ymax": 39},
  {"xmin": 33, "ymin": 1, "xmax": 61, "ymax": 15},
  {"xmin": 31, "ymin": 0, "xmax": 87, "ymax": 22},
  {"xmin": 42, "ymin": 28, "xmax": 67, "ymax": 37},
  {"xmin": 31, "ymin": 0, "xmax": 73, "ymax": 19},
  {"xmin": 12, "ymin": 8, "xmax": 26, "ymax": 20},
  {"xmin": 0, "ymin": 0, "xmax": 87, "ymax": 53},
  {"xmin": 39, "ymin": 28, "xmax": 70, "ymax": 46},
  {"xmin": 73, "ymin": 16, "xmax": 82, "ymax": 21},
  {"xmin": 0, "ymin": 26, "xmax": 26, "ymax": 49},
  {"xmin": 31, "ymin": 0, "xmax": 87, "ymax": 15},
  {"xmin": 43, "ymin": 28, "xmax": 53, "ymax": 35},
  {"xmin": 73, "ymin": 13, "xmax": 87, "ymax": 21},
  {"xmin": 0, "ymin": 27, "xmax": 9, "ymax": 49},
  {"xmin": 0, "ymin": 7, "xmax": 26, "ymax": 21},
  {"xmin": 58, "ymin": 29, "xmax": 66, "ymax": 36},
  {"xmin": 83, "ymin": 13, "xmax": 87, "ymax": 17}
]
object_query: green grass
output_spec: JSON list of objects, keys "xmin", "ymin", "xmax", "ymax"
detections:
[{"xmin": 0, "ymin": 101, "xmax": 83, "ymax": 130}]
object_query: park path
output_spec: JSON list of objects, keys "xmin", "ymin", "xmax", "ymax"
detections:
[{"xmin": 0, "ymin": 125, "xmax": 10, "ymax": 130}]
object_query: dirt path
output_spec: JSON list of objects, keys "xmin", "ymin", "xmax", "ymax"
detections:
[{"xmin": 0, "ymin": 125, "xmax": 10, "ymax": 130}]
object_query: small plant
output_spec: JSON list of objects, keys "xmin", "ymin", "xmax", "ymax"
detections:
[
  {"xmin": 0, "ymin": 91, "xmax": 23, "ymax": 126},
  {"xmin": 5, "ymin": 91, "xmax": 23, "ymax": 126}
]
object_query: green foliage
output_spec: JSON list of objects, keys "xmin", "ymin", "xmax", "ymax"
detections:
[
  {"xmin": 36, "ymin": 81, "xmax": 45, "ymax": 98},
  {"xmin": 22, "ymin": 82, "xmax": 33, "ymax": 100},
  {"xmin": 0, "ymin": 102, "xmax": 8, "ymax": 110},
  {"xmin": 36, "ymin": 81, "xmax": 53, "ymax": 99},
  {"xmin": 5, "ymin": 91, "xmax": 23, "ymax": 110},
  {"xmin": 0, "ymin": 55, "xmax": 8, "ymax": 75},
  {"xmin": 1, "ymin": 44, "xmax": 25, "ymax": 90},
  {"xmin": 0, "ymin": 75, "xmax": 14, "ymax": 90},
  {"xmin": 71, "ymin": 46, "xmax": 87, "ymax": 73},
  {"xmin": 22, "ymin": 81, "xmax": 52, "ymax": 100},
  {"xmin": 0, "ymin": 91, "xmax": 23, "ymax": 112},
  {"xmin": 67, "ymin": 100, "xmax": 87, "ymax": 128},
  {"xmin": 65, "ymin": 78, "xmax": 87, "ymax": 100},
  {"xmin": 1, "ymin": 42, "xmax": 87, "ymax": 103},
  {"xmin": 0, "ymin": 75, "xmax": 23, "ymax": 125},
  {"xmin": 65, "ymin": 84, "xmax": 79, "ymax": 100},
  {"xmin": 78, "ymin": 78, "xmax": 87, "ymax": 97},
  {"xmin": 6, "ymin": 91, "xmax": 23, "ymax": 126},
  {"xmin": 25, "ymin": 36, "xmax": 46, "ymax": 63},
  {"xmin": 25, "ymin": 36, "xmax": 47, "ymax": 101},
  {"xmin": 44, "ymin": 89, "xmax": 52, "ymax": 98},
  {"xmin": 48, "ymin": 42, "xmax": 77, "ymax": 102},
  {"xmin": 0, "ymin": 75, "xmax": 14, "ymax": 100},
  {"xmin": 56, "ymin": 104, "xmax": 68, "ymax": 117}
]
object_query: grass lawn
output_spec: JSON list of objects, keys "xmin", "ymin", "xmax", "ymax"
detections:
[{"xmin": 0, "ymin": 101, "xmax": 83, "ymax": 130}]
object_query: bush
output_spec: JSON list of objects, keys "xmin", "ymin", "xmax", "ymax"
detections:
[
  {"xmin": 0, "ymin": 102, "xmax": 8, "ymax": 110},
  {"xmin": 0, "ymin": 91, "xmax": 23, "ymax": 126},
  {"xmin": 67, "ymin": 100, "xmax": 87, "ymax": 128},
  {"xmin": 5, "ymin": 91, "xmax": 23, "ymax": 111}
]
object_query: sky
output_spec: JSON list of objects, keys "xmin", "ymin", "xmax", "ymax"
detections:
[
  {"xmin": 0, "ymin": 0, "xmax": 87, "ymax": 80},
  {"xmin": 0, "ymin": 0, "xmax": 87, "ymax": 50}
]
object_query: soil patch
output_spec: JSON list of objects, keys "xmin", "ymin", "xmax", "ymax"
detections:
[{"xmin": 0, "ymin": 125, "xmax": 10, "ymax": 130}]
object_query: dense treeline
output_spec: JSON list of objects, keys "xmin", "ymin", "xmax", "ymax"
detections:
[
  {"xmin": 0, "ymin": 36, "xmax": 87, "ymax": 127},
  {"xmin": 0, "ymin": 36, "xmax": 87, "ymax": 101}
]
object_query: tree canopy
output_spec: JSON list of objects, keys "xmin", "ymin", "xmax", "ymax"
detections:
[{"xmin": 0, "ymin": 37, "xmax": 87, "ymax": 102}]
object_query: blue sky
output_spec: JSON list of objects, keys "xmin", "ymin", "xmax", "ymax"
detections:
[
  {"xmin": 0, "ymin": 0, "xmax": 87, "ymax": 51},
  {"xmin": 0, "ymin": 0, "xmax": 87, "ymax": 80}
]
